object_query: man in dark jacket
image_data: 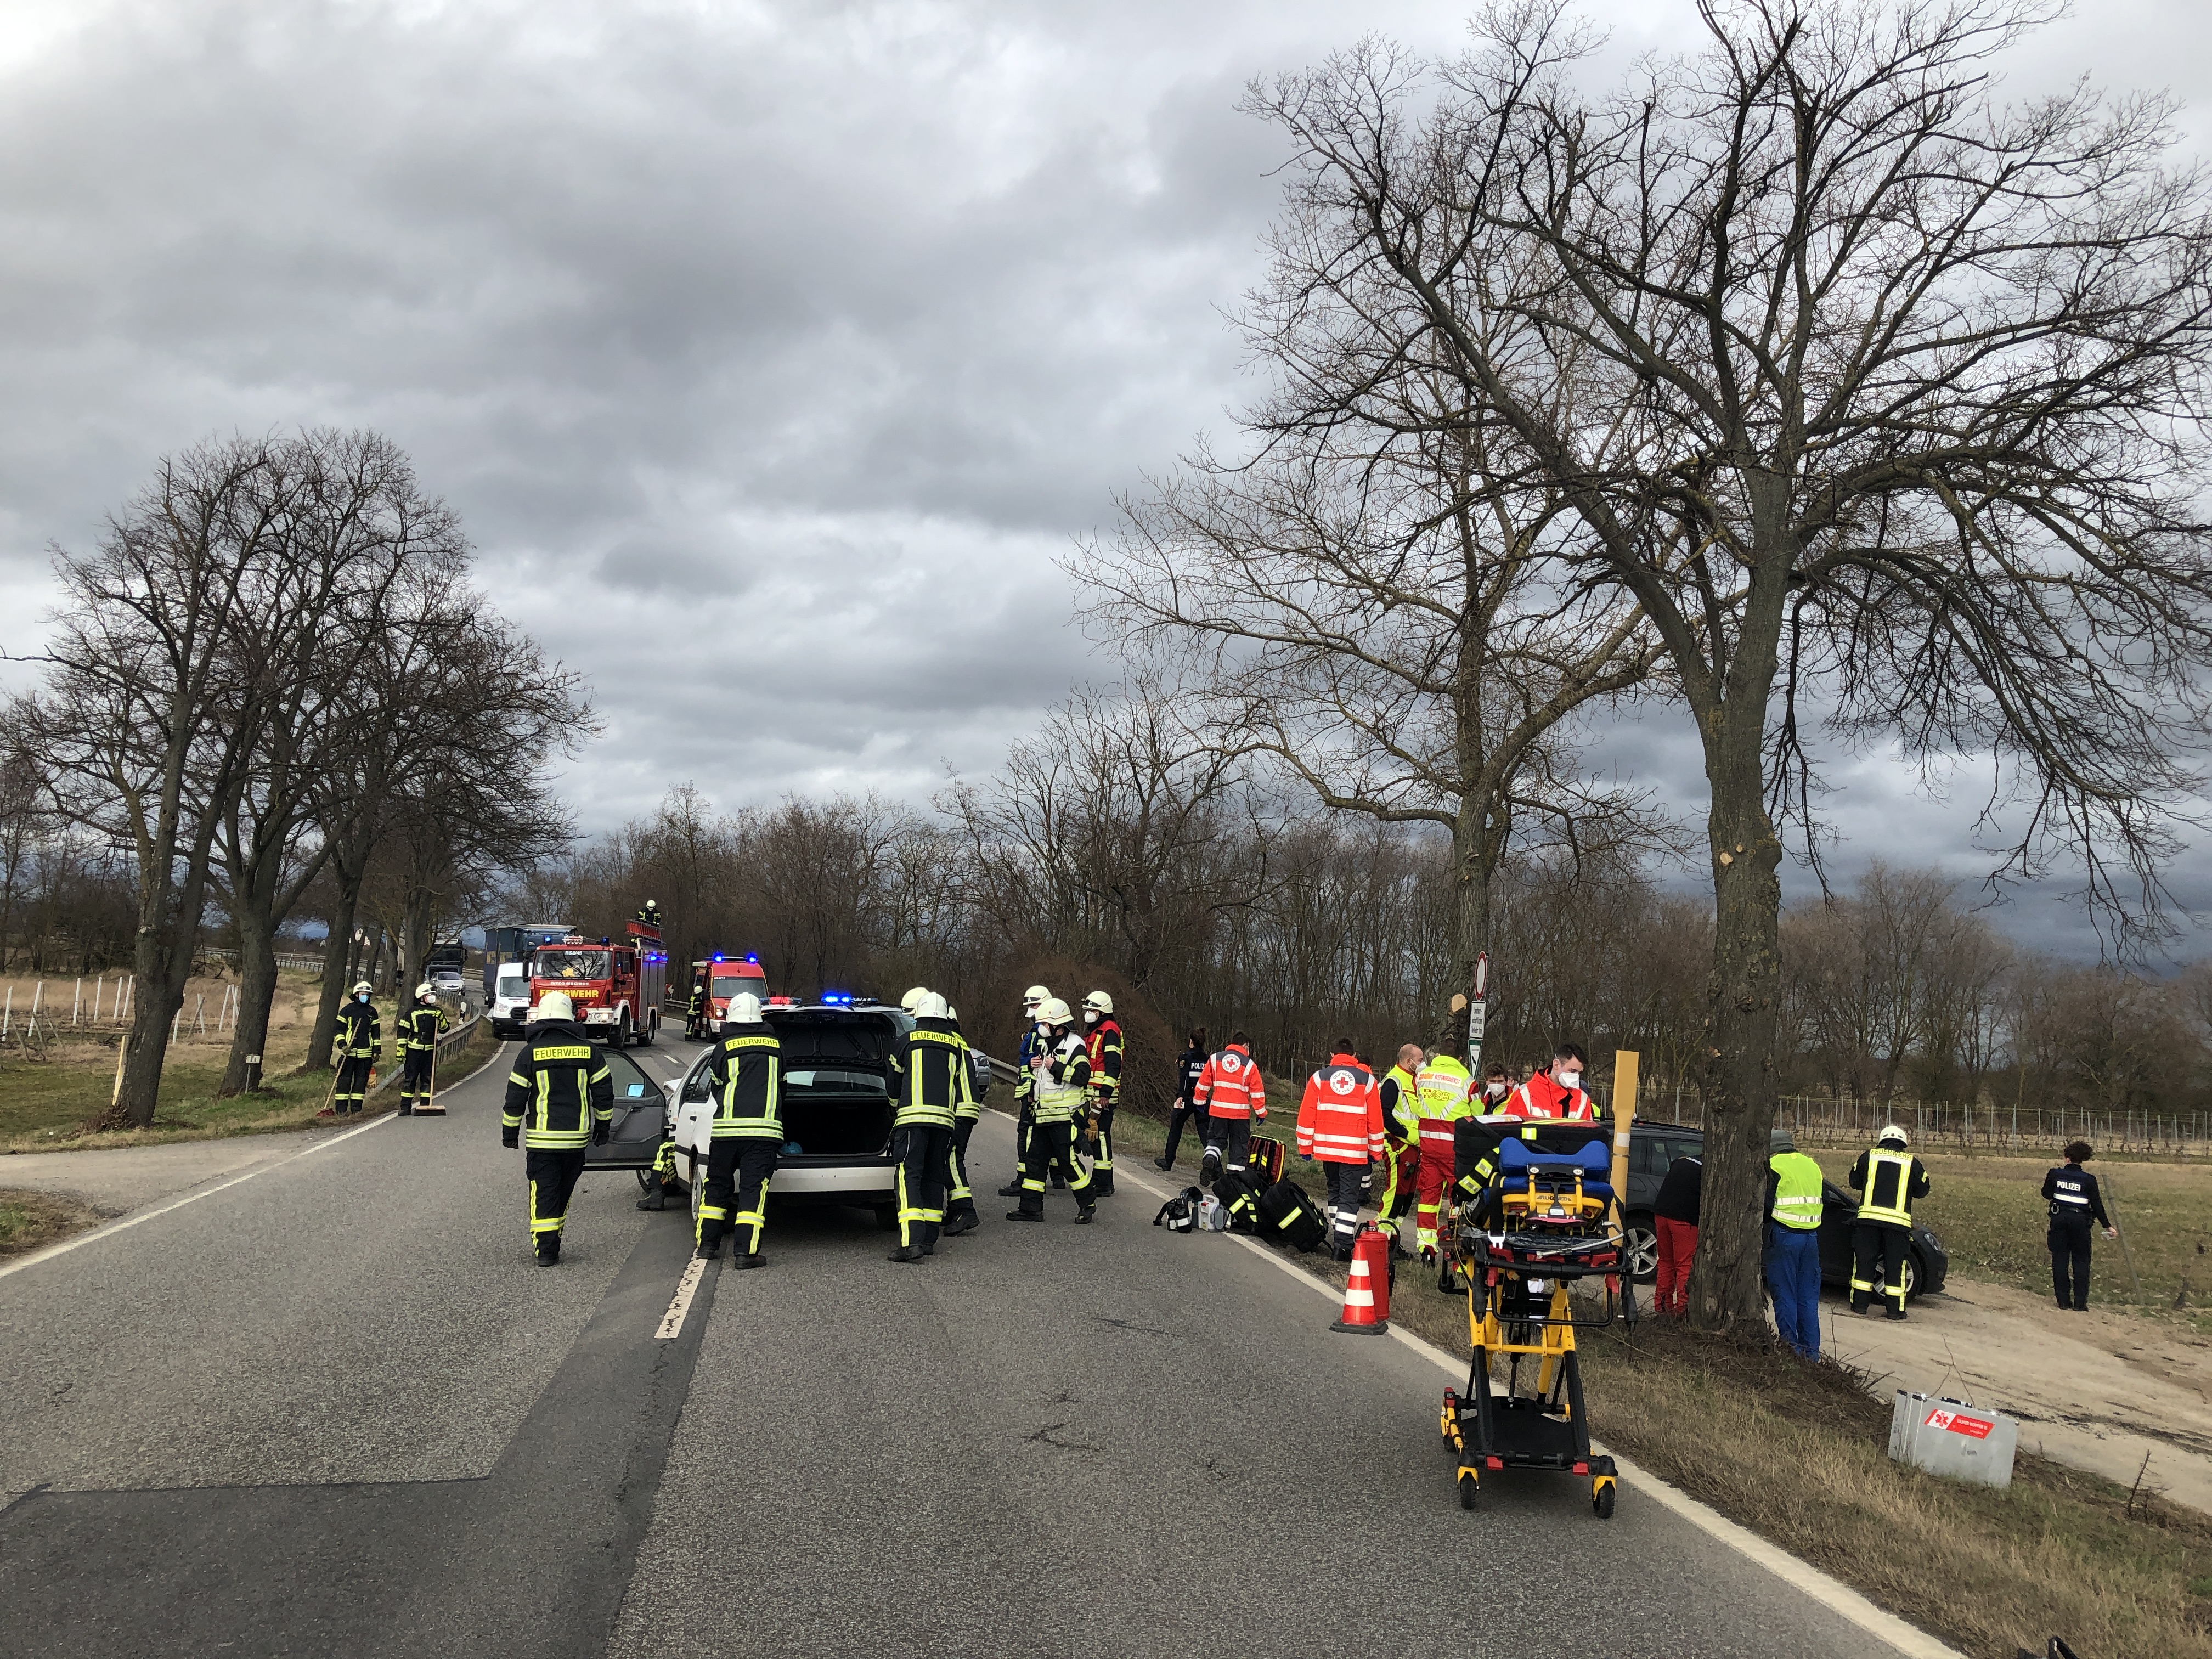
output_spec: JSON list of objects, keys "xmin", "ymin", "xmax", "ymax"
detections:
[
  {"xmin": 2043, "ymin": 1139, "xmax": 2118, "ymax": 1311},
  {"xmin": 501, "ymin": 991, "xmax": 614, "ymax": 1265},
  {"xmin": 1849, "ymin": 1124, "xmax": 1931, "ymax": 1319},
  {"xmin": 1652, "ymin": 1151, "xmax": 1703, "ymax": 1317},
  {"xmin": 699, "ymin": 992, "xmax": 781, "ymax": 1268},
  {"xmin": 1156, "ymin": 1028, "xmax": 1211, "ymax": 1171}
]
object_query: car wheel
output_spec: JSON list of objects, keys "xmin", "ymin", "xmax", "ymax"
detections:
[
  {"xmin": 635, "ymin": 1011, "xmax": 655, "ymax": 1047},
  {"xmin": 689, "ymin": 1158, "xmax": 704, "ymax": 1226},
  {"xmin": 1623, "ymin": 1212, "xmax": 1658, "ymax": 1285}
]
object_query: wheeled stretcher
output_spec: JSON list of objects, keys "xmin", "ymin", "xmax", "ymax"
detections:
[{"xmin": 1437, "ymin": 1122, "xmax": 1633, "ymax": 1516}]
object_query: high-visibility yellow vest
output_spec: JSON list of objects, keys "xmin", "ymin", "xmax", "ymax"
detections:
[
  {"xmin": 1414, "ymin": 1056, "xmax": 1472, "ymax": 1119},
  {"xmin": 1768, "ymin": 1151, "xmax": 1824, "ymax": 1231},
  {"xmin": 1856, "ymin": 1147, "xmax": 1916, "ymax": 1228},
  {"xmin": 1384, "ymin": 1065, "xmax": 1421, "ymax": 1136}
]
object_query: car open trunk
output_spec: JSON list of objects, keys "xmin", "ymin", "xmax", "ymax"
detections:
[{"xmin": 766, "ymin": 1009, "xmax": 901, "ymax": 1164}]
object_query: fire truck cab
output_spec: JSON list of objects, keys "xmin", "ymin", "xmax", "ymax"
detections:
[
  {"xmin": 529, "ymin": 923, "xmax": 668, "ymax": 1047},
  {"xmin": 691, "ymin": 953, "xmax": 769, "ymax": 1037}
]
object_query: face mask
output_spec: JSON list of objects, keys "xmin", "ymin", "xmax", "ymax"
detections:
[
  {"xmin": 1558, "ymin": 1070, "xmax": 1582, "ymax": 1091},
  {"xmin": 1485, "ymin": 1082, "xmax": 1507, "ymax": 1099},
  {"xmin": 1084, "ymin": 1011, "xmax": 1098, "ymax": 1024}
]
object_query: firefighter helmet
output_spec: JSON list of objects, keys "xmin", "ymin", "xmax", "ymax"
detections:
[
  {"xmin": 1877, "ymin": 1123, "xmax": 1909, "ymax": 1148},
  {"xmin": 1022, "ymin": 984, "xmax": 1051, "ymax": 1008},
  {"xmin": 916, "ymin": 991, "xmax": 950, "ymax": 1020},
  {"xmin": 1083, "ymin": 990, "xmax": 1114, "ymax": 1016},
  {"xmin": 351, "ymin": 980, "xmax": 373, "ymax": 997},
  {"xmin": 1036, "ymin": 997, "xmax": 1073, "ymax": 1027},
  {"xmin": 414, "ymin": 982, "xmax": 435, "ymax": 1001},
  {"xmin": 900, "ymin": 986, "xmax": 930, "ymax": 1013},
  {"xmin": 727, "ymin": 992, "xmax": 763, "ymax": 1026},
  {"xmin": 535, "ymin": 991, "xmax": 575, "ymax": 1023}
]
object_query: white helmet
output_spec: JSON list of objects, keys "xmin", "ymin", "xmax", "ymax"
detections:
[
  {"xmin": 1036, "ymin": 996, "xmax": 1074, "ymax": 1026},
  {"xmin": 352, "ymin": 980, "xmax": 374, "ymax": 997},
  {"xmin": 916, "ymin": 991, "xmax": 950, "ymax": 1020},
  {"xmin": 900, "ymin": 985, "xmax": 931, "ymax": 1013},
  {"xmin": 1083, "ymin": 990, "xmax": 1114, "ymax": 1016},
  {"xmin": 726, "ymin": 992, "xmax": 763, "ymax": 1026},
  {"xmin": 535, "ymin": 991, "xmax": 575, "ymax": 1023},
  {"xmin": 1022, "ymin": 984, "xmax": 1051, "ymax": 1008},
  {"xmin": 1877, "ymin": 1123, "xmax": 1909, "ymax": 1148},
  {"xmin": 945, "ymin": 1005, "xmax": 960, "ymax": 1024},
  {"xmin": 414, "ymin": 982, "xmax": 435, "ymax": 1001}
]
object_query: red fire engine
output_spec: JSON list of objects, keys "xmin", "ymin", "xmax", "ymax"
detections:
[{"xmin": 529, "ymin": 921, "xmax": 668, "ymax": 1046}]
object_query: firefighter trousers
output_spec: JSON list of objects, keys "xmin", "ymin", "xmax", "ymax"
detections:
[
  {"xmin": 891, "ymin": 1124, "xmax": 951, "ymax": 1250},
  {"xmin": 699, "ymin": 1139, "xmax": 778, "ymax": 1256},
  {"xmin": 400, "ymin": 1048, "xmax": 434, "ymax": 1109},
  {"xmin": 1850, "ymin": 1223, "xmax": 1909, "ymax": 1315},
  {"xmin": 1017, "ymin": 1120, "xmax": 1095, "ymax": 1215},
  {"xmin": 525, "ymin": 1147, "xmax": 588, "ymax": 1247},
  {"xmin": 1414, "ymin": 1143, "xmax": 1454, "ymax": 1254},
  {"xmin": 335, "ymin": 1054, "xmax": 375, "ymax": 1112},
  {"xmin": 945, "ymin": 1118, "xmax": 977, "ymax": 1220},
  {"xmin": 1091, "ymin": 1103, "xmax": 1115, "ymax": 1184}
]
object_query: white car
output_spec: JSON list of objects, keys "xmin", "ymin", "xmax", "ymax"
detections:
[
  {"xmin": 668, "ymin": 1001, "xmax": 912, "ymax": 1230},
  {"xmin": 431, "ymin": 966, "xmax": 466, "ymax": 995}
]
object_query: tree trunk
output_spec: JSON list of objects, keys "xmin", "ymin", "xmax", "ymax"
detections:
[
  {"xmin": 1444, "ymin": 792, "xmax": 1500, "ymax": 1059},
  {"xmin": 305, "ymin": 868, "xmax": 363, "ymax": 1071}
]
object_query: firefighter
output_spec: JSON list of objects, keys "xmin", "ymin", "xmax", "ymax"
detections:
[
  {"xmin": 635, "ymin": 899, "xmax": 663, "ymax": 932},
  {"xmin": 398, "ymin": 984, "xmax": 449, "ymax": 1116},
  {"xmin": 943, "ymin": 1003, "xmax": 984, "ymax": 1235},
  {"xmin": 1848, "ymin": 1124, "xmax": 1930, "ymax": 1320},
  {"xmin": 685, "ymin": 970, "xmax": 708, "ymax": 1040},
  {"xmin": 332, "ymin": 981, "xmax": 381, "ymax": 1115},
  {"xmin": 890, "ymin": 992, "xmax": 969, "ymax": 1261},
  {"xmin": 1296, "ymin": 1041, "xmax": 1385, "ymax": 1259},
  {"xmin": 500, "ymin": 991, "xmax": 613, "ymax": 1265},
  {"xmin": 636, "ymin": 1139, "xmax": 680, "ymax": 1211},
  {"xmin": 1194, "ymin": 1032, "xmax": 1265, "ymax": 1188},
  {"xmin": 1375, "ymin": 1042, "xmax": 1424, "ymax": 1255},
  {"xmin": 1156, "ymin": 1027, "xmax": 1210, "ymax": 1171},
  {"xmin": 1008, "ymin": 997, "xmax": 1098, "ymax": 1224},
  {"xmin": 1504, "ymin": 1043, "xmax": 1598, "ymax": 1119},
  {"xmin": 1082, "ymin": 990, "xmax": 1123, "ymax": 1197},
  {"xmin": 698, "ymin": 991, "xmax": 780, "ymax": 1268},
  {"xmin": 1411, "ymin": 1042, "xmax": 1474, "ymax": 1261},
  {"xmin": 996, "ymin": 985, "xmax": 1053, "ymax": 1198}
]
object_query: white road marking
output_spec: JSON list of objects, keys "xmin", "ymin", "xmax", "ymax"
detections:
[
  {"xmin": 656, "ymin": 1256, "xmax": 709, "ymax": 1340},
  {"xmin": 0, "ymin": 1039, "xmax": 516, "ymax": 1284},
  {"xmin": 1094, "ymin": 1127, "xmax": 1968, "ymax": 1659}
]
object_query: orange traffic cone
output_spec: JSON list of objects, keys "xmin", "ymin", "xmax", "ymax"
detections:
[{"xmin": 1331, "ymin": 1226, "xmax": 1391, "ymax": 1335}]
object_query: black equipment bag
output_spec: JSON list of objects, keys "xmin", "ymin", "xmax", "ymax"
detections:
[
  {"xmin": 1245, "ymin": 1135, "xmax": 1286, "ymax": 1188},
  {"xmin": 1256, "ymin": 1178, "xmax": 1327, "ymax": 1252},
  {"xmin": 1153, "ymin": 1186, "xmax": 1203, "ymax": 1233},
  {"xmin": 1211, "ymin": 1170, "xmax": 1260, "ymax": 1233}
]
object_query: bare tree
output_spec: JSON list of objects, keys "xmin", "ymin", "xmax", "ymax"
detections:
[{"xmin": 1251, "ymin": 0, "xmax": 2212, "ymax": 1328}]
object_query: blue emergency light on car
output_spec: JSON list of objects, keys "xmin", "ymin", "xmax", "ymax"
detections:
[{"xmin": 821, "ymin": 991, "xmax": 853, "ymax": 1005}]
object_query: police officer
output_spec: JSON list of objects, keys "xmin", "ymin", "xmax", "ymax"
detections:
[
  {"xmin": 943, "ymin": 1003, "xmax": 984, "ymax": 1236},
  {"xmin": 1008, "ymin": 998, "xmax": 1098, "ymax": 1224},
  {"xmin": 332, "ymin": 981, "xmax": 381, "ymax": 1115},
  {"xmin": 398, "ymin": 983, "xmax": 449, "ymax": 1116},
  {"xmin": 890, "ymin": 992, "xmax": 969, "ymax": 1262},
  {"xmin": 1156, "ymin": 1028, "xmax": 1211, "ymax": 1171},
  {"xmin": 1848, "ymin": 1124, "xmax": 1930, "ymax": 1319},
  {"xmin": 2043, "ymin": 1139, "xmax": 2118, "ymax": 1312},
  {"xmin": 997, "ymin": 985, "xmax": 1052, "ymax": 1197},
  {"xmin": 1764, "ymin": 1127, "xmax": 1826, "ymax": 1357},
  {"xmin": 500, "ymin": 991, "xmax": 613, "ymax": 1265},
  {"xmin": 1082, "ymin": 990, "xmax": 1123, "ymax": 1196},
  {"xmin": 698, "ymin": 991, "xmax": 781, "ymax": 1268}
]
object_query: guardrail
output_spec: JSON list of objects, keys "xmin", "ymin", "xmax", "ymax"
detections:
[{"xmin": 368, "ymin": 1006, "xmax": 486, "ymax": 1101}]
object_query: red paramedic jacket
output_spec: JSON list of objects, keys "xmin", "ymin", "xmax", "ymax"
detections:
[
  {"xmin": 1504, "ymin": 1071, "xmax": 1596, "ymax": 1121},
  {"xmin": 1193, "ymin": 1044, "xmax": 1262, "ymax": 1120},
  {"xmin": 1296, "ymin": 1053, "xmax": 1385, "ymax": 1165}
]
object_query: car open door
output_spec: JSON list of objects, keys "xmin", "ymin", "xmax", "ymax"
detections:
[{"xmin": 586, "ymin": 1046, "xmax": 670, "ymax": 1172}]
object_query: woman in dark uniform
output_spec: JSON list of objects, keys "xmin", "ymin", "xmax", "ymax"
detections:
[{"xmin": 2042, "ymin": 1139, "xmax": 2118, "ymax": 1311}]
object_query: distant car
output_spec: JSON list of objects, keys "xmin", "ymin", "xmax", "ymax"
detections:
[
  {"xmin": 1618, "ymin": 1121, "xmax": 1948, "ymax": 1302},
  {"xmin": 487, "ymin": 963, "xmax": 533, "ymax": 1039},
  {"xmin": 430, "ymin": 966, "xmax": 465, "ymax": 995},
  {"xmin": 664, "ymin": 1000, "xmax": 915, "ymax": 1232}
]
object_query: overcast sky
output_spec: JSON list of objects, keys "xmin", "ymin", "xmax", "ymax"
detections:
[{"xmin": 3, "ymin": 0, "xmax": 2210, "ymax": 957}]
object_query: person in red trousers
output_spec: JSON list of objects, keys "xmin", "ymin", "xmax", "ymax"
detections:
[{"xmin": 1651, "ymin": 1150, "xmax": 1703, "ymax": 1316}]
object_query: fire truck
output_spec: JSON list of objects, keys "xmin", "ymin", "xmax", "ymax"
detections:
[
  {"xmin": 529, "ymin": 921, "xmax": 668, "ymax": 1046},
  {"xmin": 689, "ymin": 953, "xmax": 770, "ymax": 1036}
]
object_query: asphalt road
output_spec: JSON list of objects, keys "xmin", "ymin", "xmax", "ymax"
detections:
[{"xmin": 2, "ymin": 1040, "xmax": 1919, "ymax": 1659}]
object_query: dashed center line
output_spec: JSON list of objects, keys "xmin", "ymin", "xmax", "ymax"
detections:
[{"xmin": 656, "ymin": 1256, "xmax": 710, "ymax": 1340}]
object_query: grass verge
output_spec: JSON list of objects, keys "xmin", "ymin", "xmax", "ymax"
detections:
[
  {"xmin": 1108, "ymin": 1104, "xmax": 2212, "ymax": 1659},
  {"xmin": 0, "ymin": 1188, "xmax": 105, "ymax": 1257}
]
